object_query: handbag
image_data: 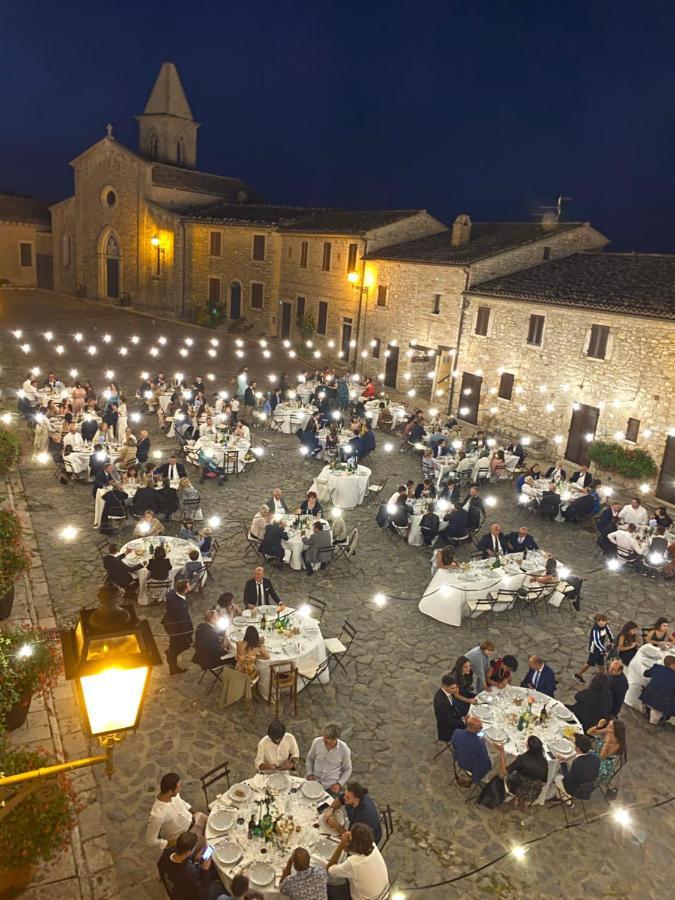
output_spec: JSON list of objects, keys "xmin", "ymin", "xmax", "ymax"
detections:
[{"xmin": 477, "ymin": 775, "xmax": 505, "ymax": 808}]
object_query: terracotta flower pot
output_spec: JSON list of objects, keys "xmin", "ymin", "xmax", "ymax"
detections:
[
  {"xmin": 0, "ymin": 585, "xmax": 14, "ymax": 621},
  {"xmin": 0, "ymin": 861, "xmax": 35, "ymax": 894},
  {"xmin": 2, "ymin": 691, "xmax": 32, "ymax": 732}
]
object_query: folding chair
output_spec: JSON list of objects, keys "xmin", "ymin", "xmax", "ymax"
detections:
[
  {"xmin": 242, "ymin": 525, "xmax": 265, "ymax": 559},
  {"xmin": 267, "ymin": 415, "xmax": 283, "ymax": 433},
  {"xmin": 307, "ymin": 595, "xmax": 328, "ymax": 621},
  {"xmin": 387, "ymin": 521, "xmax": 410, "ymax": 543},
  {"xmin": 364, "ymin": 477, "xmax": 388, "ymax": 506},
  {"xmin": 189, "ymin": 559, "xmax": 212, "ymax": 595},
  {"xmin": 464, "ymin": 595, "xmax": 501, "ymax": 628},
  {"xmin": 195, "ymin": 659, "xmax": 228, "ymax": 694},
  {"xmin": 296, "ymin": 657, "xmax": 330, "ymax": 699},
  {"xmin": 199, "ymin": 762, "xmax": 231, "ymax": 809},
  {"xmin": 146, "ymin": 579, "xmax": 171, "ymax": 606},
  {"xmin": 433, "ymin": 739, "xmax": 453, "ymax": 761},
  {"xmin": 448, "ymin": 743, "xmax": 481, "ymax": 802},
  {"xmin": 325, "ymin": 621, "xmax": 356, "ymax": 675},
  {"xmin": 548, "ymin": 779, "xmax": 601, "ymax": 825},
  {"xmin": 180, "ymin": 496, "xmax": 202, "ymax": 524},
  {"xmin": 334, "ymin": 527, "xmax": 358, "ymax": 562},
  {"xmin": 105, "ymin": 513, "xmax": 128, "ymax": 534},
  {"xmin": 379, "ymin": 804, "xmax": 394, "ymax": 850},
  {"xmin": 267, "ymin": 661, "xmax": 298, "ymax": 718},
  {"xmin": 598, "ymin": 750, "xmax": 627, "ymax": 800},
  {"xmin": 315, "ymin": 545, "xmax": 334, "ymax": 570}
]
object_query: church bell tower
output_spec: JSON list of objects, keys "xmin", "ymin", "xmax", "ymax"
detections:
[{"xmin": 136, "ymin": 62, "xmax": 199, "ymax": 168}]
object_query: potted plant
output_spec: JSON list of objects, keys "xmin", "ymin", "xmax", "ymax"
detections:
[
  {"xmin": 0, "ymin": 509, "xmax": 32, "ymax": 620},
  {"xmin": 0, "ymin": 626, "xmax": 61, "ymax": 731},
  {"xmin": 0, "ymin": 738, "xmax": 78, "ymax": 891},
  {"xmin": 0, "ymin": 424, "xmax": 20, "ymax": 477}
]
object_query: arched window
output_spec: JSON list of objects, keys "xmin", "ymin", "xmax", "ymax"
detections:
[
  {"xmin": 149, "ymin": 131, "xmax": 158, "ymax": 160},
  {"xmin": 62, "ymin": 233, "xmax": 71, "ymax": 267},
  {"xmin": 105, "ymin": 233, "xmax": 121, "ymax": 257}
]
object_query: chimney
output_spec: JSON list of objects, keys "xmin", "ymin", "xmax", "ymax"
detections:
[
  {"xmin": 451, "ymin": 214, "xmax": 472, "ymax": 247},
  {"xmin": 541, "ymin": 210, "xmax": 558, "ymax": 231}
]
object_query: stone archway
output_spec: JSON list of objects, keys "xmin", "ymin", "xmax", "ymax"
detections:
[{"xmin": 98, "ymin": 229, "xmax": 122, "ymax": 299}]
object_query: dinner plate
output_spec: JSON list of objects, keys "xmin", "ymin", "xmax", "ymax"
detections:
[
  {"xmin": 228, "ymin": 630, "xmax": 244, "ymax": 643},
  {"xmin": 210, "ymin": 809, "xmax": 236, "ymax": 832},
  {"xmin": 485, "ymin": 725, "xmax": 508, "ymax": 744},
  {"xmin": 233, "ymin": 616, "xmax": 250, "ymax": 627},
  {"xmin": 249, "ymin": 862, "xmax": 275, "ymax": 886},
  {"xmin": 554, "ymin": 706, "xmax": 574, "ymax": 720},
  {"xmin": 267, "ymin": 773, "xmax": 291, "ymax": 793},
  {"xmin": 477, "ymin": 691, "xmax": 493, "ymax": 703},
  {"xmin": 473, "ymin": 705, "xmax": 494, "ymax": 722},
  {"xmin": 301, "ymin": 780, "xmax": 326, "ymax": 800},
  {"xmin": 549, "ymin": 738, "xmax": 573, "ymax": 756},
  {"xmin": 228, "ymin": 783, "xmax": 252, "ymax": 804},
  {"xmin": 215, "ymin": 842, "xmax": 241, "ymax": 866},
  {"xmin": 312, "ymin": 838, "xmax": 337, "ymax": 860}
]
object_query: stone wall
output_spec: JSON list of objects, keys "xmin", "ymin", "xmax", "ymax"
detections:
[{"xmin": 0, "ymin": 221, "xmax": 41, "ymax": 287}]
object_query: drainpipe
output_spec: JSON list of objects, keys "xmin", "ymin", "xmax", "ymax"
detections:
[
  {"xmin": 447, "ymin": 268, "xmax": 470, "ymax": 414},
  {"xmin": 179, "ymin": 220, "xmax": 187, "ymax": 319},
  {"xmin": 353, "ymin": 237, "xmax": 368, "ymax": 369}
]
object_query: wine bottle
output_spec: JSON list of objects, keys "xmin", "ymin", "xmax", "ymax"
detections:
[
  {"xmin": 261, "ymin": 613, "xmax": 267, "ymax": 632},
  {"xmin": 248, "ymin": 813, "xmax": 255, "ymax": 840},
  {"xmin": 516, "ymin": 711, "xmax": 526, "ymax": 731}
]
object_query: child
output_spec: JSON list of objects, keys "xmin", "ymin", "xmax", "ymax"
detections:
[{"xmin": 574, "ymin": 613, "xmax": 613, "ymax": 683}]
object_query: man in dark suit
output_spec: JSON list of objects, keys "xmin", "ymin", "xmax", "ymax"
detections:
[
  {"xmin": 437, "ymin": 505, "xmax": 470, "ymax": 546},
  {"xmin": 520, "ymin": 654, "xmax": 556, "ymax": 697},
  {"xmin": 433, "ymin": 674, "xmax": 466, "ymax": 742},
  {"xmin": 156, "ymin": 456, "xmax": 186, "ymax": 481},
  {"xmin": 136, "ymin": 430, "xmax": 150, "ymax": 464},
  {"xmin": 640, "ymin": 655, "xmax": 675, "ymax": 724},
  {"xmin": 562, "ymin": 487, "xmax": 596, "ymax": 523},
  {"xmin": 570, "ymin": 465, "xmax": 593, "ymax": 488},
  {"xmin": 157, "ymin": 478, "xmax": 179, "ymax": 521},
  {"xmin": 554, "ymin": 734, "xmax": 601, "ymax": 801},
  {"xmin": 359, "ymin": 424, "xmax": 376, "ymax": 459},
  {"xmin": 162, "ymin": 580, "xmax": 193, "ymax": 675},
  {"xmin": 132, "ymin": 482, "xmax": 162, "ymax": 516},
  {"xmin": 243, "ymin": 566, "xmax": 281, "ymax": 609},
  {"xmin": 596, "ymin": 503, "xmax": 621, "ymax": 554},
  {"xmin": 476, "ymin": 523, "xmax": 508, "ymax": 558},
  {"xmin": 460, "ymin": 486, "xmax": 486, "ymax": 530},
  {"xmin": 608, "ymin": 659, "xmax": 629, "ymax": 717},
  {"xmin": 414, "ymin": 479, "xmax": 436, "ymax": 499},
  {"xmin": 302, "ymin": 521, "xmax": 333, "ymax": 575},
  {"xmin": 81, "ymin": 417, "xmax": 98, "ymax": 442},
  {"xmin": 266, "ymin": 489, "xmax": 289, "ymax": 515},
  {"xmin": 92, "ymin": 462, "xmax": 114, "ymax": 497},
  {"xmin": 261, "ymin": 520, "xmax": 289, "ymax": 563},
  {"xmin": 504, "ymin": 526, "xmax": 539, "ymax": 553},
  {"xmin": 192, "ymin": 610, "xmax": 228, "ymax": 671},
  {"xmin": 544, "ymin": 462, "xmax": 567, "ymax": 481},
  {"xmin": 100, "ymin": 483, "xmax": 128, "ymax": 529},
  {"xmin": 103, "ymin": 544, "xmax": 143, "ymax": 591}
]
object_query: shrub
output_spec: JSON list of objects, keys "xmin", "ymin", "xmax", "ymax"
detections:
[
  {"xmin": 0, "ymin": 425, "xmax": 20, "ymax": 476},
  {"xmin": 194, "ymin": 302, "xmax": 225, "ymax": 328},
  {"xmin": 0, "ymin": 626, "xmax": 62, "ymax": 720},
  {"xmin": 299, "ymin": 312, "xmax": 316, "ymax": 338},
  {"xmin": 0, "ymin": 509, "xmax": 32, "ymax": 598},
  {"xmin": 588, "ymin": 440, "xmax": 658, "ymax": 479}
]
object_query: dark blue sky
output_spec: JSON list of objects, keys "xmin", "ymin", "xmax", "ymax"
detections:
[{"xmin": 2, "ymin": 0, "xmax": 674, "ymax": 250}]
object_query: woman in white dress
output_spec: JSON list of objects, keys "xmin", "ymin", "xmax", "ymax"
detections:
[{"xmin": 116, "ymin": 396, "xmax": 128, "ymax": 443}]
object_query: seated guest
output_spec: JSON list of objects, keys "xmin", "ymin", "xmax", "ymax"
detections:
[
  {"xmin": 433, "ymin": 545, "xmax": 460, "ymax": 573},
  {"xmin": 506, "ymin": 440, "xmax": 525, "ymax": 465},
  {"xmin": 243, "ymin": 566, "xmax": 281, "ymax": 608},
  {"xmin": 192, "ymin": 609, "xmax": 230, "ymax": 671},
  {"xmin": 132, "ymin": 479, "xmax": 162, "ymax": 516},
  {"xmin": 504, "ymin": 526, "xmax": 538, "ymax": 553},
  {"xmin": 414, "ymin": 478, "xmax": 436, "ymax": 499},
  {"xmin": 178, "ymin": 477, "xmax": 202, "ymax": 520},
  {"xmin": 359, "ymin": 423, "xmax": 376, "ymax": 459},
  {"xmin": 157, "ymin": 477, "xmax": 179, "ymax": 521},
  {"xmin": 607, "ymin": 659, "xmax": 629, "ymax": 718},
  {"xmin": 436, "ymin": 438, "xmax": 451, "ymax": 458},
  {"xmin": 133, "ymin": 510, "xmax": 163, "ymax": 538},
  {"xmin": 528, "ymin": 463, "xmax": 542, "ymax": 481},
  {"xmin": 607, "ymin": 523, "xmax": 643, "ymax": 559},
  {"xmin": 261, "ymin": 519, "xmax": 289, "ymax": 562},
  {"xmin": 300, "ymin": 491, "xmax": 323, "ymax": 517},
  {"xmin": 476, "ymin": 522, "xmax": 507, "ymax": 558},
  {"xmin": 146, "ymin": 772, "xmax": 207, "ymax": 849},
  {"xmin": 360, "ymin": 378, "xmax": 376, "ymax": 399},
  {"xmin": 302, "ymin": 521, "xmax": 332, "ymax": 575},
  {"xmin": 420, "ymin": 509, "xmax": 440, "ymax": 545},
  {"xmin": 538, "ymin": 487, "xmax": 561, "ymax": 520},
  {"xmin": 653, "ymin": 506, "xmax": 673, "ymax": 529},
  {"xmin": 553, "ymin": 733, "xmax": 600, "ymax": 804},
  {"xmin": 267, "ymin": 487, "xmax": 289, "ymax": 515},
  {"xmin": 255, "ymin": 720, "xmax": 299, "ymax": 771},
  {"xmin": 198, "ymin": 527, "xmax": 213, "ymax": 557},
  {"xmin": 587, "ymin": 718, "xmax": 627, "ymax": 785},
  {"xmin": 520, "ymin": 654, "xmax": 556, "ymax": 697},
  {"xmin": 92, "ymin": 462, "xmax": 115, "ymax": 497},
  {"xmin": 326, "ymin": 782, "xmax": 382, "ymax": 844},
  {"xmin": 279, "ymin": 847, "xmax": 328, "ymax": 900},
  {"xmin": 433, "ymin": 674, "xmax": 467, "ymax": 742},
  {"xmin": 235, "ymin": 625, "xmax": 270, "ymax": 682},
  {"xmin": 103, "ymin": 543, "xmax": 143, "ymax": 591},
  {"xmin": 156, "ymin": 455, "xmax": 186, "ymax": 481},
  {"xmin": 645, "ymin": 617, "xmax": 672, "ymax": 645},
  {"xmin": 490, "ymin": 449, "xmax": 508, "ymax": 481},
  {"xmin": 375, "ymin": 492, "xmax": 409, "ymax": 530},
  {"xmin": 180, "ymin": 519, "xmax": 199, "ymax": 542},
  {"xmin": 408, "ymin": 418, "xmax": 426, "ymax": 444},
  {"xmin": 520, "ymin": 476, "xmax": 538, "ymax": 501},
  {"xmin": 100, "ymin": 482, "xmax": 128, "ymax": 529},
  {"xmin": 250, "ymin": 504, "xmax": 272, "ymax": 540},
  {"xmin": 80, "ymin": 415, "xmax": 98, "ymax": 443},
  {"xmin": 596, "ymin": 503, "xmax": 621, "ymax": 554},
  {"xmin": 156, "ymin": 831, "xmax": 226, "ymax": 900},
  {"xmin": 618, "ymin": 497, "xmax": 649, "ymax": 527},
  {"xmin": 116, "ymin": 435, "xmax": 138, "ymax": 468},
  {"xmin": 589, "ymin": 480, "xmax": 602, "ymax": 516},
  {"xmin": 451, "ymin": 716, "xmax": 491, "ymax": 783},
  {"xmin": 487, "ymin": 655, "xmax": 518, "ymax": 688},
  {"xmin": 545, "ymin": 460, "xmax": 567, "ymax": 483},
  {"xmin": 199, "ymin": 416, "xmax": 217, "ymax": 439},
  {"xmin": 568, "ymin": 673, "xmax": 613, "ymax": 731},
  {"xmin": 494, "ymin": 736, "xmax": 547, "ymax": 807},
  {"xmin": 640, "ymin": 655, "xmax": 675, "ymax": 724},
  {"xmin": 216, "ymin": 591, "xmax": 242, "ymax": 619},
  {"xmin": 306, "ymin": 722, "xmax": 352, "ymax": 793},
  {"xmin": 147, "ymin": 544, "xmax": 172, "ymax": 581},
  {"xmin": 325, "ymin": 825, "xmax": 388, "ymax": 900},
  {"xmin": 182, "ymin": 549, "xmax": 204, "ymax": 583},
  {"xmin": 562, "ymin": 487, "xmax": 596, "ymax": 523},
  {"xmin": 437, "ymin": 503, "xmax": 469, "ymax": 545},
  {"xmin": 451, "ymin": 656, "xmax": 477, "ymax": 716},
  {"xmin": 570, "ymin": 465, "xmax": 593, "ymax": 488},
  {"xmin": 649, "ymin": 527, "xmax": 669, "ymax": 559},
  {"xmin": 421, "ymin": 448, "xmax": 436, "ymax": 480}
]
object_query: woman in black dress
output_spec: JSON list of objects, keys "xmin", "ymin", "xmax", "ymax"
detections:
[
  {"xmin": 616, "ymin": 620, "xmax": 639, "ymax": 666},
  {"xmin": 451, "ymin": 656, "xmax": 477, "ymax": 717},
  {"xmin": 495, "ymin": 735, "xmax": 548, "ymax": 808}
]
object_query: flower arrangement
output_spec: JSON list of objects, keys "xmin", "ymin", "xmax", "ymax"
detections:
[
  {"xmin": 0, "ymin": 739, "xmax": 78, "ymax": 869},
  {"xmin": 588, "ymin": 440, "xmax": 657, "ymax": 479},
  {"xmin": 0, "ymin": 424, "xmax": 20, "ymax": 477},
  {"xmin": 0, "ymin": 508, "xmax": 32, "ymax": 601},
  {"xmin": 0, "ymin": 626, "xmax": 62, "ymax": 724}
]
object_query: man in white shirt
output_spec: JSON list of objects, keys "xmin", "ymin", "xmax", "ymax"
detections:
[
  {"xmin": 63, "ymin": 423, "xmax": 84, "ymax": 450},
  {"xmin": 608, "ymin": 524, "xmax": 643, "ymax": 558},
  {"xmin": 255, "ymin": 720, "xmax": 299, "ymax": 771},
  {"xmin": 326, "ymin": 824, "xmax": 389, "ymax": 900},
  {"xmin": 199, "ymin": 416, "xmax": 217, "ymax": 439},
  {"xmin": 146, "ymin": 772, "xmax": 207, "ymax": 850},
  {"xmin": 22, "ymin": 377, "xmax": 40, "ymax": 405},
  {"xmin": 266, "ymin": 487, "xmax": 289, "ymax": 515},
  {"xmin": 618, "ymin": 498, "xmax": 649, "ymax": 527},
  {"xmin": 305, "ymin": 722, "xmax": 352, "ymax": 794}
]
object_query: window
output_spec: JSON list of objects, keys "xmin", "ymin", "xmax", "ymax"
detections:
[
  {"xmin": 300, "ymin": 241, "xmax": 308, "ymax": 268},
  {"xmin": 498, "ymin": 372, "xmax": 514, "ymax": 401},
  {"xmin": 252, "ymin": 234, "xmax": 266, "ymax": 261},
  {"xmin": 176, "ymin": 141, "xmax": 183, "ymax": 165},
  {"xmin": 376, "ymin": 285, "xmax": 388, "ymax": 307},
  {"xmin": 474, "ymin": 305, "xmax": 491, "ymax": 336},
  {"xmin": 432, "ymin": 294, "xmax": 441, "ymax": 315},
  {"xmin": 105, "ymin": 190, "xmax": 116, "ymax": 207},
  {"xmin": 526, "ymin": 314, "xmax": 545, "ymax": 346},
  {"xmin": 250, "ymin": 282, "xmax": 264, "ymax": 310},
  {"xmin": 372, "ymin": 338, "xmax": 381, "ymax": 359},
  {"xmin": 62, "ymin": 234, "xmax": 71, "ymax": 267},
  {"xmin": 207, "ymin": 277, "xmax": 221, "ymax": 303},
  {"xmin": 149, "ymin": 132, "xmax": 158, "ymax": 159},
  {"xmin": 317, "ymin": 301, "xmax": 328, "ymax": 336},
  {"xmin": 209, "ymin": 232, "xmax": 222, "ymax": 257},
  {"xmin": 347, "ymin": 243, "xmax": 358, "ymax": 272},
  {"xmin": 296, "ymin": 296, "xmax": 305, "ymax": 321},
  {"xmin": 625, "ymin": 417, "xmax": 640, "ymax": 443},
  {"xmin": 542, "ymin": 246, "xmax": 552, "ymax": 260},
  {"xmin": 19, "ymin": 242, "xmax": 32, "ymax": 267},
  {"xmin": 587, "ymin": 324, "xmax": 610, "ymax": 360},
  {"xmin": 322, "ymin": 242, "xmax": 332, "ymax": 272}
]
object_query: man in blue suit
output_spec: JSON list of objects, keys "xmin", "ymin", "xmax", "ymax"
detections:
[
  {"xmin": 640, "ymin": 656, "xmax": 675, "ymax": 724},
  {"xmin": 359, "ymin": 423, "xmax": 376, "ymax": 459},
  {"xmin": 520, "ymin": 654, "xmax": 556, "ymax": 697},
  {"xmin": 504, "ymin": 526, "xmax": 539, "ymax": 553},
  {"xmin": 476, "ymin": 523, "xmax": 508, "ymax": 558}
]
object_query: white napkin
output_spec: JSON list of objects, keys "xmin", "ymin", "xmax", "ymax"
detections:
[{"xmin": 251, "ymin": 773, "xmax": 266, "ymax": 791}]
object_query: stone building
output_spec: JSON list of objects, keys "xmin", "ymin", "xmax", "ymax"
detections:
[
  {"xmin": 0, "ymin": 193, "xmax": 52, "ymax": 289},
  {"xmin": 461, "ymin": 252, "xmax": 675, "ymax": 503}
]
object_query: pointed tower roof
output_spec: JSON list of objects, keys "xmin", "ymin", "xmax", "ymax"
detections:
[{"xmin": 143, "ymin": 62, "xmax": 193, "ymax": 120}]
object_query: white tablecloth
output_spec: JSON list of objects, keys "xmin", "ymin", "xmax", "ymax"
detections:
[
  {"xmin": 228, "ymin": 607, "xmax": 328, "ymax": 697},
  {"xmin": 93, "ymin": 483, "xmax": 140, "ymax": 526},
  {"xmin": 276, "ymin": 515, "xmax": 333, "ymax": 570},
  {"xmin": 65, "ymin": 444, "xmax": 121, "ymax": 478},
  {"xmin": 120, "ymin": 536, "xmax": 202, "ymax": 605},
  {"xmin": 192, "ymin": 437, "xmax": 250, "ymax": 472},
  {"xmin": 481, "ymin": 686, "xmax": 583, "ymax": 804},
  {"xmin": 273, "ymin": 404, "xmax": 317, "ymax": 434},
  {"xmin": 310, "ymin": 465, "xmax": 371, "ymax": 509},
  {"xmin": 364, "ymin": 400, "xmax": 406, "ymax": 429},
  {"xmin": 624, "ymin": 644, "xmax": 672, "ymax": 710}
]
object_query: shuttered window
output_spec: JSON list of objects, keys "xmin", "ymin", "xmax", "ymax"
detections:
[
  {"xmin": 252, "ymin": 234, "xmax": 266, "ymax": 261},
  {"xmin": 526, "ymin": 314, "xmax": 545, "ymax": 346},
  {"xmin": 19, "ymin": 242, "xmax": 32, "ymax": 267},
  {"xmin": 207, "ymin": 277, "xmax": 221, "ymax": 303},
  {"xmin": 432, "ymin": 294, "xmax": 441, "ymax": 315},
  {"xmin": 587, "ymin": 324, "xmax": 610, "ymax": 359},
  {"xmin": 317, "ymin": 301, "xmax": 328, "ymax": 335},
  {"xmin": 300, "ymin": 241, "xmax": 308, "ymax": 268},
  {"xmin": 209, "ymin": 232, "xmax": 222, "ymax": 257},
  {"xmin": 296, "ymin": 296, "xmax": 305, "ymax": 321},
  {"xmin": 625, "ymin": 418, "xmax": 640, "ymax": 443},
  {"xmin": 347, "ymin": 243, "xmax": 358, "ymax": 272},
  {"xmin": 372, "ymin": 338, "xmax": 381, "ymax": 359},
  {"xmin": 322, "ymin": 242, "xmax": 332, "ymax": 271},
  {"xmin": 474, "ymin": 306, "xmax": 491, "ymax": 336},
  {"xmin": 250, "ymin": 282, "xmax": 264, "ymax": 309},
  {"xmin": 376, "ymin": 285, "xmax": 388, "ymax": 307},
  {"xmin": 498, "ymin": 372, "xmax": 514, "ymax": 401}
]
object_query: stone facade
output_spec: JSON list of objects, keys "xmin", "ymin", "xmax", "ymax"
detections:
[{"xmin": 0, "ymin": 194, "xmax": 51, "ymax": 288}]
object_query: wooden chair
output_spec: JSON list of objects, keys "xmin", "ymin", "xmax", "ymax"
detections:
[
  {"xmin": 267, "ymin": 661, "xmax": 298, "ymax": 718},
  {"xmin": 199, "ymin": 761, "xmax": 231, "ymax": 809}
]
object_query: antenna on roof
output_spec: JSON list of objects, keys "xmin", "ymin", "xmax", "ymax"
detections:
[{"xmin": 536, "ymin": 195, "xmax": 572, "ymax": 223}]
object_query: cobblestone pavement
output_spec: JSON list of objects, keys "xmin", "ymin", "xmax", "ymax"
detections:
[{"xmin": 2, "ymin": 290, "xmax": 673, "ymax": 900}]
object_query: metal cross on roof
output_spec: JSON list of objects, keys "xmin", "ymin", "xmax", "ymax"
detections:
[{"xmin": 106, "ymin": 123, "xmax": 114, "ymax": 139}]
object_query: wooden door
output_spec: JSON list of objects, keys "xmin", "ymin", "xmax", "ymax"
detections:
[
  {"xmin": 565, "ymin": 403, "xmax": 599, "ymax": 465},
  {"xmin": 105, "ymin": 258, "xmax": 119, "ymax": 298},
  {"xmin": 656, "ymin": 436, "xmax": 675, "ymax": 504},
  {"xmin": 385, "ymin": 344, "xmax": 399, "ymax": 389},
  {"xmin": 280, "ymin": 302, "xmax": 292, "ymax": 339},
  {"xmin": 229, "ymin": 282, "xmax": 241, "ymax": 319},
  {"xmin": 457, "ymin": 372, "xmax": 482, "ymax": 424},
  {"xmin": 36, "ymin": 254, "xmax": 53, "ymax": 289}
]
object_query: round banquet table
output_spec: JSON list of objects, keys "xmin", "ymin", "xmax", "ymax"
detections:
[
  {"xmin": 227, "ymin": 606, "xmax": 328, "ymax": 697},
  {"xmin": 94, "ymin": 482, "xmax": 138, "ymax": 526},
  {"xmin": 273, "ymin": 403, "xmax": 317, "ymax": 434},
  {"xmin": 419, "ymin": 551, "xmax": 552, "ymax": 626},
  {"xmin": 310, "ymin": 464, "xmax": 371, "ymax": 509},
  {"xmin": 624, "ymin": 643, "xmax": 673, "ymax": 710},
  {"xmin": 276, "ymin": 515, "xmax": 333, "ymax": 570},
  {"xmin": 64, "ymin": 443, "xmax": 121, "ymax": 478},
  {"xmin": 192, "ymin": 436, "xmax": 251, "ymax": 472},
  {"xmin": 158, "ymin": 391, "xmax": 174, "ymax": 412},
  {"xmin": 479, "ymin": 685, "xmax": 584, "ymax": 804},
  {"xmin": 119, "ymin": 536, "xmax": 202, "ymax": 605},
  {"xmin": 407, "ymin": 499, "xmax": 450, "ymax": 547},
  {"xmin": 205, "ymin": 774, "xmax": 346, "ymax": 899},
  {"xmin": 364, "ymin": 399, "xmax": 406, "ymax": 429}
]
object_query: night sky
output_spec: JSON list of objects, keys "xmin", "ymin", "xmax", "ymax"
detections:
[{"xmin": 2, "ymin": 0, "xmax": 674, "ymax": 251}]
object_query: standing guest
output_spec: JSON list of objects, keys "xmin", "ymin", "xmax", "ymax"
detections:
[
  {"xmin": 504, "ymin": 526, "xmax": 539, "ymax": 553},
  {"xmin": 280, "ymin": 847, "xmax": 328, "ymax": 900},
  {"xmin": 156, "ymin": 830, "xmax": 226, "ymax": 900},
  {"xmin": 587, "ymin": 719, "xmax": 627, "ymax": 785},
  {"xmin": 570, "ymin": 465, "xmax": 593, "ymax": 488},
  {"xmin": 146, "ymin": 772, "xmax": 208, "ymax": 849},
  {"xmin": 162, "ymin": 580, "xmax": 193, "ymax": 676},
  {"xmin": 494, "ymin": 736, "xmax": 548, "ymax": 808},
  {"xmin": 465, "ymin": 640, "xmax": 495, "ymax": 692},
  {"xmin": 520, "ymin": 655, "xmax": 556, "ymax": 697},
  {"xmin": 433, "ymin": 674, "xmax": 466, "ymax": 742},
  {"xmin": 255, "ymin": 720, "xmax": 300, "ymax": 772},
  {"xmin": 243, "ymin": 566, "xmax": 281, "ymax": 608},
  {"xmin": 326, "ymin": 782, "xmax": 382, "ymax": 844},
  {"xmin": 325, "ymin": 825, "xmax": 388, "ymax": 900},
  {"xmin": 235, "ymin": 625, "xmax": 270, "ymax": 683},
  {"xmin": 553, "ymin": 734, "xmax": 600, "ymax": 805},
  {"xmin": 616, "ymin": 621, "xmax": 640, "ymax": 667},
  {"xmin": 607, "ymin": 660, "xmax": 629, "ymax": 718},
  {"xmin": 487, "ymin": 655, "xmax": 518, "ymax": 688},
  {"xmin": 545, "ymin": 460, "xmax": 567, "ymax": 483},
  {"xmin": 451, "ymin": 656, "xmax": 477, "ymax": 715},
  {"xmin": 574, "ymin": 613, "xmax": 614, "ymax": 683},
  {"xmin": 568, "ymin": 673, "xmax": 613, "ymax": 731},
  {"xmin": 305, "ymin": 722, "xmax": 352, "ymax": 794},
  {"xmin": 451, "ymin": 716, "xmax": 491, "ymax": 783},
  {"xmin": 640, "ymin": 655, "xmax": 675, "ymax": 724},
  {"xmin": 136, "ymin": 430, "xmax": 151, "ymax": 464},
  {"xmin": 618, "ymin": 497, "xmax": 649, "ymax": 527}
]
